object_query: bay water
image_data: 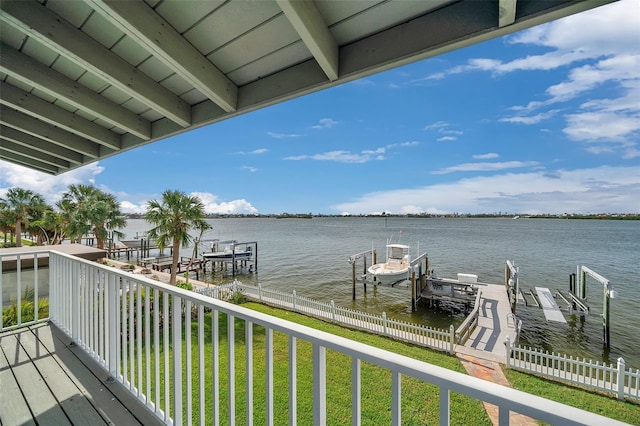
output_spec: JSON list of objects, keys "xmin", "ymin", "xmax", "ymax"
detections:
[{"xmin": 122, "ymin": 217, "xmax": 640, "ymax": 369}]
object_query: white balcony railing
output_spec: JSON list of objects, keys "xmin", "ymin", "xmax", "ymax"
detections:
[{"xmin": 0, "ymin": 249, "xmax": 627, "ymax": 426}]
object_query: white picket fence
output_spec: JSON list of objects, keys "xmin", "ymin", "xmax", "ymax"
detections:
[
  {"xmin": 197, "ymin": 282, "xmax": 640, "ymax": 402},
  {"xmin": 506, "ymin": 338, "xmax": 640, "ymax": 401},
  {"xmin": 197, "ymin": 281, "xmax": 455, "ymax": 353}
]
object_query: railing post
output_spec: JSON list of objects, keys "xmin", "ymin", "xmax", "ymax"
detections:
[
  {"xmin": 450, "ymin": 325, "xmax": 455, "ymax": 354},
  {"xmin": 258, "ymin": 283, "xmax": 263, "ymax": 302},
  {"xmin": 293, "ymin": 290, "xmax": 297, "ymax": 311},
  {"xmin": 107, "ymin": 273, "xmax": 118, "ymax": 376},
  {"xmin": 382, "ymin": 312, "xmax": 387, "ymax": 335},
  {"xmin": 617, "ymin": 357, "xmax": 626, "ymax": 400},
  {"xmin": 173, "ymin": 295, "xmax": 183, "ymax": 425},
  {"xmin": 439, "ymin": 387, "xmax": 450, "ymax": 426},
  {"xmin": 71, "ymin": 262, "xmax": 79, "ymax": 341},
  {"xmin": 313, "ymin": 343, "xmax": 326, "ymax": 425},
  {"xmin": 505, "ymin": 336, "xmax": 511, "ymax": 368},
  {"xmin": 331, "ymin": 300, "xmax": 336, "ymax": 323}
]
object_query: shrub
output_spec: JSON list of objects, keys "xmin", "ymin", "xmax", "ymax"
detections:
[
  {"xmin": 228, "ymin": 288, "xmax": 247, "ymax": 305},
  {"xmin": 1, "ymin": 286, "xmax": 49, "ymax": 326},
  {"xmin": 176, "ymin": 281, "xmax": 193, "ymax": 291}
]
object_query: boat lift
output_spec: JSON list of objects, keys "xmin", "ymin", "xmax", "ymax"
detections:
[{"xmin": 348, "ymin": 248, "xmax": 429, "ymax": 312}]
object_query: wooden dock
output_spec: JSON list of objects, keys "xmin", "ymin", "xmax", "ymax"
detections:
[
  {"xmin": 0, "ymin": 323, "xmax": 162, "ymax": 426},
  {"xmin": 455, "ymin": 284, "xmax": 520, "ymax": 362}
]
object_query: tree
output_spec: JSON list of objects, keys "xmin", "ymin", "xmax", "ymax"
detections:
[
  {"xmin": 32, "ymin": 207, "xmax": 67, "ymax": 245},
  {"xmin": 61, "ymin": 185, "xmax": 126, "ymax": 249},
  {"xmin": 0, "ymin": 188, "xmax": 46, "ymax": 247},
  {"xmin": 145, "ymin": 190, "xmax": 211, "ymax": 285}
]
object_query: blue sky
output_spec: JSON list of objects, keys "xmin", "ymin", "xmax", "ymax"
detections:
[{"xmin": 1, "ymin": 0, "xmax": 639, "ymax": 215}]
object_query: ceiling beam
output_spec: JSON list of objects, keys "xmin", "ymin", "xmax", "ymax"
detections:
[
  {"xmin": 0, "ymin": 125, "xmax": 84, "ymax": 164},
  {"xmin": 0, "ymin": 42, "xmax": 151, "ymax": 140},
  {"xmin": 499, "ymin": 0, "xmax": 518, "ymax": 27},
  {"xmin": 338, "ymin": 0, "xmax": 611, "ymax": 82},
  {"xmin": 0, "ymin": 81, "xmax": 121, "ymax": 150},
  {"xmin": 0, "ymin": 125, "xmax": 84, "ymax": 165},
  {"xmin": 87, "ymin": 0, "xmax": 238, "ymax": 113},
  {"xmin": 0, "ymin": 139, "xmax": 71, "ymax": 169},
  {"xmin": 0, "ymin": 106, "xmax": 100, "ymax": 158},
  {"xmin": 0, "ymin": 148, "xmax": 60, "ymax": 174},
  {"xmin": 0, "ymin": 0, "xmax": 191, "ymax": 127},
  {"xmin": 276, "ymin": 0, "xmax": 339, "ymax": 81}
]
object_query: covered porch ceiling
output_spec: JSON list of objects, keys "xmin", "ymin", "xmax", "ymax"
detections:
[{"xmin": 0, "ymin": 0, "xmax": 616, "ymax": 175}]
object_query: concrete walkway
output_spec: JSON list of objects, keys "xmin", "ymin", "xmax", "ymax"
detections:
[{"xmin": 457, "ymin": 354, "xmax": 538, "ymax": 426}]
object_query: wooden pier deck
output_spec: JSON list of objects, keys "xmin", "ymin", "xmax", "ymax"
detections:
[
  {"xmin": 455, "ymin": 284, "xmax": 519, "ymax": 363},
  {"xmin": 0, "ymin": 323, "xmax": 162, "ymax": 426}
]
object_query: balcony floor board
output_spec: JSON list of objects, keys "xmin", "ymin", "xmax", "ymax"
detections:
[{"xmin": 0, "ymin": 323, "xmax": 163, "ymax": 426}]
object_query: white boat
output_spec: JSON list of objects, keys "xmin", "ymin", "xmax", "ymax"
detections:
[
  {"xmin": 202, "ymin": 241, "xmax": 253, "ymax": 260},
  {"xmin": 367, "ymin": 243, "xmax": 411, "ymax": 285}
]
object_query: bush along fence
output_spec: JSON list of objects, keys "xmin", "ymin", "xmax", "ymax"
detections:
[
  {"xmin": 505, "ymin": 336, "xmax": 640, "ymax": 401},
  {"xmin": 196, "ymin": 281, "xmax": 455, "ymax": 354}
]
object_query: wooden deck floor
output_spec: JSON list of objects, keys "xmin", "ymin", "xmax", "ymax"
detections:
[
  {"xmin": 455, "ymin": 284, "xmax": 519, "ymax": 362},
  {"xmin": 0, "ymin": 323, "xmax": 163, "ymax": 426}
]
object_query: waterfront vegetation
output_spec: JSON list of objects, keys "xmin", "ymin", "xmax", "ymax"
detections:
[{"xmin": 0, "ymin": 185, "xmax": 126, "ymax": 248}]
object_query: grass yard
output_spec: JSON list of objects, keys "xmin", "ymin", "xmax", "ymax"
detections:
[{"xmin": 123, "ymin": 298, "xmax": 638, "ymax": 425}]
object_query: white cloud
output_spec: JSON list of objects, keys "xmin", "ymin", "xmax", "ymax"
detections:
[
  {"xmin": 312, "ymin": 118, "xmax": 338, "ymax": 129},
  {"xmin": 424, "ymin": 121, "xmax": 463, "ymax": 138},
  {"xmin": 285, "ymin": 150, "xmax": 383, "ymax": 163},
  {"xmin": 119, "ymin": 200, "xmax": 147, "ymax": 215},
  {"xmin": 419, "ymin": 0, "xmax": 640, "ymax": 158},
  {"xmin": 242, "ymin": 166, "xmax": 258, "ymax": 172},
  {"xmin": 190, "ymin": 192, "xmax": 258, "ymax": 215},
  {"xmin": 0, "ymin": 161, "xmax": 105, "ymax": 204},
  {"xmin": 237, "ymin": 148, "xmax": 268, "ymax": 155},
  {"xmin": 473, "ymin": 153, "xmax": 499, "ymax": 160},
  {"xmin": 432, "ymin": 161, "xmax": 539, "ymax": 175},
  {"xmin": 501, "ymin": 110, "xmax": 560, "ymax": 125},
  {"xmin": 267, "ymin": 132, "xmax": 301, "ymax": 139},
  {"xmin": 333, "ymin": 166, "xmax": 640, "ymax": 215},
  {"xmin": 284, "ymin": 141, "xmax": 416, "ymax": 163},
  {"xmin": 424, "ymin": 121, "xmax": 449, "ymax": 131}
]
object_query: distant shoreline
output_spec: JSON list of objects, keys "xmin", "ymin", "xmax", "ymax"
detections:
[{"xmin": 121, "ymin": 213, "xmax": 640, "ymax": 220}]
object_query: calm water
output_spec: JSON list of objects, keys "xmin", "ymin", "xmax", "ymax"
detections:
[{"xmin": 122, "ymin": 217, "xmax": 640, "ymax": 369}]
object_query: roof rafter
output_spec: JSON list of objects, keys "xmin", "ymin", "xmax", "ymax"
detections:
[
  {"xmin": 0, "ymin": 105, "xmax": 100, "ymax": 158},
  {"xmin": 0, "ymin": 125, "xmax": 84, "ymax": 165},
  {"xmin": 0, "ymin": 148, "xmax": 60, "ymax": 174},
  {"xmin": 0, "ymin": 0, "xmax": 192, "ymax": 127},
  {"xmin": 0, "ymin": 42, "xmax": 151, "ymax": 140},
  {"xmin": 86, "ymin": 0, "xmax": 238, "ymax": 113},
  {"xmin": 276, "ymin": 0, "xmax": 339, "ymax": 81},
  {"xmin": 499, "ymin": 0, "xmax": 518, "ymax": 27},
  {"xmin": 0, "ymin": 81, "xmax": 121, "ymax": 150},
  {"xmin": 0, "ymin": 139, "xmax": 71, "ymax": 170}
]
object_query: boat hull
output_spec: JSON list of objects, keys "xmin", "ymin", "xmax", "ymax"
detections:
[{"xmin": 367, "ymin": 264, "xmax": 410, "ymax": 285}]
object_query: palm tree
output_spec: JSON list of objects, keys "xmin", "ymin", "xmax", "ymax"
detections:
[
  {"xmin": 61, "ymin": 185, "xmax": 126, "ymax": 249},
  {"xmin": 32, "ymin": 207, "xmax": 67, "ymax": 245},
  {"xmin": 145, "ymin": 190, "xmax": 211, "ymax": 285},
  {"xmin": 0, "ymin": 188, "xmax": 46, "ymax": 247}
]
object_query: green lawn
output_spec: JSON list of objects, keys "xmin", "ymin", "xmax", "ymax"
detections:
[{"xmin": 126, "ymin": 299, "xmax": 638, "ymax": 425}]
